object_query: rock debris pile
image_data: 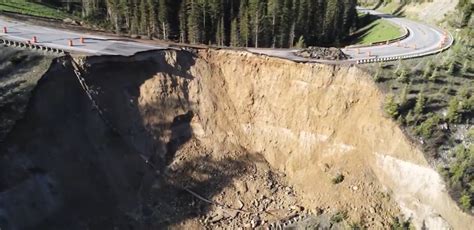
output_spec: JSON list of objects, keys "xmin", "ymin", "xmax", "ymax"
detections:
[{"xmin": 295, "ymin": 47, "xmax": 349, "ymax": 60}]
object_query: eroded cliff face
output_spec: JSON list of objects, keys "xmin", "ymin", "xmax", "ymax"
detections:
[
  {"xmin": 187, "ymin": 50, "xmax": 473, "ymax": 229},
  {"xmin": 1, "ymin": 49, "xmax": 471, "ymax": 229}
]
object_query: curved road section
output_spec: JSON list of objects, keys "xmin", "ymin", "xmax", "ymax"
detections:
[
  {"xmin": 0, "ymin": 8, "xmax": 452, "ymax": 63},
  {"xmin": 248, "ymin": 8, "xmax": 454, "ymax": 64}
]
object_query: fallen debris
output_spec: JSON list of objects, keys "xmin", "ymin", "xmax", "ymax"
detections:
[{"xmin": 295, "ymin": 46, "xmax": 349, "ymax": 60}]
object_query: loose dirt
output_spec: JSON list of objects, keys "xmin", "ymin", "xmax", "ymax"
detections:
[{"xmin": 0, "ymin": 48, "xmax": 472, "ymax": 229}]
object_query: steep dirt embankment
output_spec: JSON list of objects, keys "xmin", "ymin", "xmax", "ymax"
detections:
[
  {"xmin": 190, "ymin": 50, "xmax": 473, "ymax": 229},
  {"xmin": 1, "ymin": 49, "xmax": 472, "ymax": 229}
]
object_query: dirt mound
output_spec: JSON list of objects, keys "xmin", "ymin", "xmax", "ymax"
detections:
[
  {"xmin": 0, "ymin": 48, "xmax": 472, "ymax": 229},
  {"xmin": 295, "ymin": 47, "xmax": 349, "ymax": 60}
]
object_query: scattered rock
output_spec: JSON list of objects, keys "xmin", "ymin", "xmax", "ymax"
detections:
[
  {"xmin": 295, "ymin": 47, "xmax": 349, "ymax": 60},
  {"xmin": 62, "ymin": 18, "xmax": 80, "ymax": 25},
  {"xmin": 209, "ymin": 210, "xmax": 225, "ymax": 223},
  {"xmin": 236, "ymin": 199, "xmax": 244, "ymax": 210},
  {"xmin": 235, "ymin": 181, "xmax": 248, "ymax": 194},
  {"xmin": 369, "ymin": 207, "xmax": 376, "ymax": 214},
  {"xmin": 251, "ymin": 216, "xmax": 261, "ymax": 228}
]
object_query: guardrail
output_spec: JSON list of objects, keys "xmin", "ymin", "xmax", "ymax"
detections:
[
  {"xmin": 0, "ymin": 38, "xmax": 68, "ymax": 54},
  {"xmin": 346, "ymin": 24, "xmax": 410, "ymax": 49},
  {"xmin": 355, "ymin": 31, "xmax": 454, "ymax": 64}
]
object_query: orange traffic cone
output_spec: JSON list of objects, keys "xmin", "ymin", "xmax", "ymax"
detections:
[
  {"xmin": 32, "ymin": 36, "xmax": 37, "ymax": 43},
  {"xmin": 80, "ymin": 37, "xmax": 85, "ymax": 44},
  {"xmin": 2, "ymin": 26, "xmax": 7, "ymax": 33},
  {"xmin": 68, "ymin": 39, "xmax": 73, "ymax": 47}
]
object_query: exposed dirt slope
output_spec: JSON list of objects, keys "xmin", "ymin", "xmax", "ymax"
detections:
[
  {"xmin": 192, "ymin": 50, "xmax": 473, "ymax": 229},
  {"xmin": 0, "ymin": 49, "xmax": 472, "ymax": 229}
]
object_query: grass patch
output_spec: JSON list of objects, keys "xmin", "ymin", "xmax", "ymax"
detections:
[
  {"xmin": 0, "ymin": 0, "xmax": 71, "ymax": 20},
  {"xmin": 354, "ymin": 19, "xmax": 403, "ymax": 45}
]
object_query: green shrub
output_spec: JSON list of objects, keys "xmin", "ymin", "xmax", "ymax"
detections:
[
  {"xmin": 459, "ymin": 193, "xmax": 472, "ymax": 211},
  {"xmin": 405, "ymin": 110, "xmax": 416, "ymax": 125},
  {"xmin": 399, "ymin": 84, "xmax": 409, "ymax": 107},
  {"xmin": 414, "ymin": 90, "xmax": 426, "ymax": 116},
  {"xmin": 429, "ymin": 68, "xmax": 439, "ymax": 82},
  {"xmin": 384, "ymin": 94, "xmax": 399, "ymax": 118},
  {"xmin": 397, "ymin": 69, "xmax": 409, "ymax": 83},
  {"xmin": 390, "ymin": 217, "xmax": 412, "ymax": 230},
  {"xmin": 446, "ymin": 97, "xmax": 461, "ymax": 123},
  {"xmin": 423, "ymin": 61, "xmax": 432, "ymax": 80},
  {"xmin": 415, "ymin": 113, "xmax": 440, "ymax": 139},
  {"xmin": 330, "ymin": 211, "xmax": 348, "ymax": 223}
]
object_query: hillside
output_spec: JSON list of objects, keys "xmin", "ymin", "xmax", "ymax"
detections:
[{"xmin": 1, "ymin": 45, "xmax": 473, "ymax": 229}]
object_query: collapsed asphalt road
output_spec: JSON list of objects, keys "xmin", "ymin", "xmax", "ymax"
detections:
[{"xmin": 0, "ymin": 7, "xmax": 452, "ymax": 62}]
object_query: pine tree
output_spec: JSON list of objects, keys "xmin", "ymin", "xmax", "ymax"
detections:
[
  {"xmin": 230, "ymin": 18, "xmax": 240, "ymax": 47},
  {"xmin": 429, "ymin": 68, "xmax": 439, "ymax": 82},
  {"xmin": 447, "ymin": 97, "xmax": 461, "ymax": 123},
  {"xmin": 139, "ymin": 0, "xmax": 148, "ymax": 34},
  {"xmin": 147, "ymin": 0, "xmax": 157, "ymax": 38},
  {"xmin": 75, "ymin": 0, "xmax": 358, "ymax": 48},
  {"xmin": 239, "ymin": 1, "xmax": 250, "ymax": 47},
  {"xmin": 399, "ymin": 84, "xmax": 410, "ymax": 107},
  {"xmin": 384, "ymin": 94, "xmax": 399, "ymax": 118},
  {"xmin": 414, "ymin": 90, "xmax": 426, "ymax": 116},
  {"xmin": 187, "ymin": 0, "xmax": 201, "ymax": 44},
  {"xmin": 130, "ymin": 0, "xmax": 140, "ymax": 35},
  {"xmin": 405, "ymin": 109, "xmax": 416, "ymax": 125},
  {"xmin": 158, "ymin": 0, "xmax": 169, "ymax": 39},
  {"xmin": 397, "ymin": 69, "xmax": 408, "ymax": 83},
  {"xmin": 423, "ymin": 61, "xmax": 432, "ymax": 80},
  {"xmin": 178, "ymin": 0, "xmax": 188, "ymax": 43},
  {"xmin": 461, "ymin": 60, "xmax": 469, "ymax": 74},
  {"xmin": 447, "ymin": 61, "xmax": 455, "ymax": 75}
]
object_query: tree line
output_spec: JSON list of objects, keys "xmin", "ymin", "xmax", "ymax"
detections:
[{"xmin": 42, "ymin": 0, "xmax": 357, "ymax": 48}]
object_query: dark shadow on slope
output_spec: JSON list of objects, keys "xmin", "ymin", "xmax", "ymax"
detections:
[
  {"xmin": 0, "ymin": 50, "xmax": 243, "ymax": 229},
  {"xmin": 165, "ymin": 111, "xmax": 194, "ymax": 165},
  {"xmin": 372, "ymin": 0, "xmax": 384, "ymax": 10},
  {"xmin": 139, "ymin": 154, "xmax": 251, "ymax": 228},
  {"xmin": 392, "ymin": 3, "xmax": 407, "ymax": 17}
]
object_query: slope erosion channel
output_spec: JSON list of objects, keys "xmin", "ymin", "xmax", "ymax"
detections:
[{"xmin": 0, "ymin": 48, "xmax": 472, "ymax": 229}]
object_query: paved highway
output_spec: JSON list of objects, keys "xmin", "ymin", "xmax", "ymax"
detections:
[
  {"xmin": 248, "ymin": 8, "xmax": 453, "ymax": 64},
  {"xmin": 0, "ymin": 7, "xmax": 452, "ymax": 62},
  {"xmin": 0, "ymin": 16, "xmax": 167, "ymax": 56}
]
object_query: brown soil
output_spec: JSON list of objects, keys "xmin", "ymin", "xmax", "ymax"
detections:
[{"xmin": 0, "ymin": 48, "xmax": 472, "ymax": 229}]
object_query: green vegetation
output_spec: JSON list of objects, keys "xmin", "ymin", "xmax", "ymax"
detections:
[
  {"xmin": 7, "ymin": 0, "xmax": 358, "ymax": 48},
  {"xmin": 384, "ymin": 94, "xmax": 399, "ymax": 118},
  {"xmin": 354, "ymin": 18, "xmax": 403, "ymax": 45},
  {"xmin": 330, "ymin": 211, "xmax": 348, "ymax": 224},
  {"xmin": 390, "ymin": 217, "xmax": 414, "ymax": 230},
  {"xmin": 0, "ymin": 0, "xmax": 72, "ymax": 20},
  {"xmin": 440, "ymin": 141, "xmax": 474, "ymax": 212},
  {"xmin": 415, "ymin": 114, "xmax": 440, "ymax": 139},
  {"xmin": 360, "ymin": 2, "xmax": 473, "ymax": 212}
]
